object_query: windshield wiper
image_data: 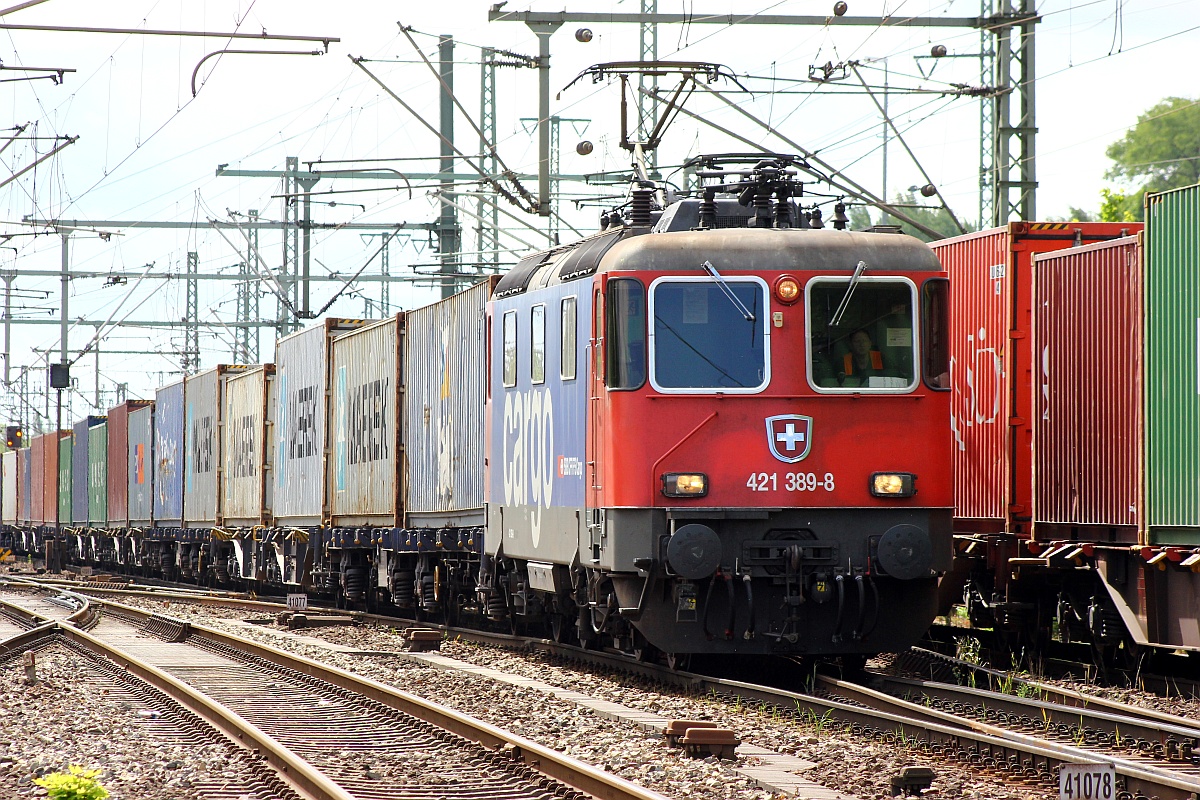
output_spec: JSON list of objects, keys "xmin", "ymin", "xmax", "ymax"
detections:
[
  {"xmin": 829, "ymin": 260, "xmax": 868, "ymax": 327},
  {"xmin": 700, "ymin": 260, "xmax": 755, "ymax": 322}
]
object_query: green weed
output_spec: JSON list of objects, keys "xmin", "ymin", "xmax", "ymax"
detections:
[{"xmin": 33, "ymin": 766, "xmax": 109, "ymax": 800}]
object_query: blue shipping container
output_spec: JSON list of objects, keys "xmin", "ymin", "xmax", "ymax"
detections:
[
  {"xmin": 154, "ymin": 380, "xmax": 185, "ymax": 525},
  {"xmin": 72, "ymin": 416, "xmax": 105, "ymax": 524}
]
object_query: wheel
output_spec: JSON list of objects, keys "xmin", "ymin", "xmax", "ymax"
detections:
[
  {"xmin": 549, "ymin": 612, "xmax": 572, "ymax": 644},
  {"xmin": 632, "ymin": 631, "xmax": 659, "ymax": 664},
  {"xmin": 666, "ymin": 652, "xmax": 692, "ymax": 672}
]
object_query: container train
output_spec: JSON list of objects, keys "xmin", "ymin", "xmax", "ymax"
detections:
[
  {"xmin": 932, "ymin": 184, "xmax": 1200, "ymax": 666},
  {"xmin": 0, "ymin": 156, "xmax": 956, "ymax": 663}
]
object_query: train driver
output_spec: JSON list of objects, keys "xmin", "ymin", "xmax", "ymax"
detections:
[{"xmin": 838, "ymin": 329, "xmax": 886, "ymax": 387}]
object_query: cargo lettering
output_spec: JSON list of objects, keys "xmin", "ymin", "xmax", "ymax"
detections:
[
  {"xmin": 347, "ymin": 378, "xmax": 390, "ymax": 465},
  {"xmin": 191, "ymin": 415, "xmax": 213, "ymax": 475},
  {"xmin": 230, "ymin": 415, "xmax": 256, "ymax": 478},
  {"xmin": 502, "ymin": 388, "xmax": 555, "ymax": 546},
  {"xmin": 288, "ymin": 385, "xmax": 318, "ymax": 460}
]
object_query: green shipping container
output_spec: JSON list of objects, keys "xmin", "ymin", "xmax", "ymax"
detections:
[
  {"xmin": 1146, "ymin": 184, "xmax": 1200, "ymax": 541},
  {"xmin": 58, "ymin": 434, "xmax": 72, "ymax": 526},
  {"xmin": 88, "ymin": 422, "xmax": 107, "ymax": 525}
]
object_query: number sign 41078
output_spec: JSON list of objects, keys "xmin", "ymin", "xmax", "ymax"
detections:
[{"xmin": 1059, "ymin": 764, "xmax": 1115, "ymax": 800}]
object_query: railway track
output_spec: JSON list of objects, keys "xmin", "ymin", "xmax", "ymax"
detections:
[
  {"xmin": 25, "ymin": 575, "xmax": 1200, "ymax": 799},
  {"xmin": 0, "ymin": 582, "xmax": 670, "ymax": 800}
]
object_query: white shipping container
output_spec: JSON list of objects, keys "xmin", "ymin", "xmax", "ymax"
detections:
[
  {"xmin": 403, "ymin": 279, "xmax": 494, "ymax": 526},
  {"xmin": 1, "ymin": 449, "xmax": 15, "ymax": 525},
  {"xmin": 329, "ymin": 315, "xmax": 402, "ymax": 526},
  {"xmin": 185, "ymin": 365, "xmax": 249, "ymax": 526},
  {"xmin": 128, "ymin": 405, "xmax": 154, "ymax": 526},
  {"xmin": 273, "ymin": 320, "xmax": 370, "ymax": 526},
  {"xmin": 223, "ymin": 365, "xmax": 274, "ymax": 525}
]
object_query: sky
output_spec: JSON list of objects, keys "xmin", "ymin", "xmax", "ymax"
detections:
[{"xmin": 1, "ymin": 0, "xmax": 1196, "ymax": 430}]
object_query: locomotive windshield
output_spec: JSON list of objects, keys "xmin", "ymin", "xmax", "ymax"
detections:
[
  {"xmin": 648, "ymin": 277, "xmax": 769, "ymax": 393},
  {"xmin": 807, "ymin": 277, "xmax": 918, "ymax": 392}
]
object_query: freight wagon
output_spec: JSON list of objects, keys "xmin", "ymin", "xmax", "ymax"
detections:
[{"xmin": 936, "ymin": 199, "xmax": 1200, "ymax": 660}]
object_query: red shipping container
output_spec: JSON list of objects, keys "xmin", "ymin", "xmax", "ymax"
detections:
[
  {"xmin": 30, "ymin": 433, "xmax": 44, "ymax": 524},
  {"xmin": 31, "ymin": 431, "xmax": 70, "ymax": 526},
  {"xmin": 930, "ymin": 222, "xmax": 1142, "ymax": 535},
  {"xmin": 106, "ymin": 400, "xmax": 152, "ymax": 527},
  {"xmin": 1032, "ymin": 236, "xmax": 1142, "ymax": 541}
]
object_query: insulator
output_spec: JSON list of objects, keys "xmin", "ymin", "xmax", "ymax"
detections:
[
  {"xmin": 810, "ymin": 208, "xmax": 825, "ymax": 229},
  {"xmin": 832, "ymin": 202, "xmax": 850, "ymax": 230},
  {"xmin": 576, "ymin": 140, "xmax": 593, "ymax": 155},
  {"xmin": 833, "ymin": 1, "xmax": 848, "ymax": 16},
  {"xmin": 774, "ymin": 190, "xmax": 793, "ymax": 228},
  {"xmin": 752, "ymin": 185, "xmax": 773, "ymax": 228},
  {"xmin": 698, "ymin": 190, "xmax": 717, "ymax": 230},
  {"xmin": 575, "ymin": 28, "xmax": 593, "ymax": 43},
  {"xmin": 931, "ymin": 44, "xmax": 947, "ymax": 58},
  {"xmin": 630, "ymin": 188, "xmax": 654, "ymax": 227}
]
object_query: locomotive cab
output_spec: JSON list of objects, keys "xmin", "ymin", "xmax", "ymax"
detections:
[{"xmin": 487, "ymin": 165, "xmax": 954, "ymax": 657}]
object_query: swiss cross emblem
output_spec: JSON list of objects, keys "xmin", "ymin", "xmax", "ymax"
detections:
[{"xmin": 766, "ymin": 415, "xmax": 812, "ymax": 463}]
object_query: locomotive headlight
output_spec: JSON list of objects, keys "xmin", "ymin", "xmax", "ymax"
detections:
[
  {"xmin": 870, "ymin": 472, "xmax": 916, "ymax": 497},
  {"xmin": 773, "ymin": 275, "xmax": 801, "ymax": 305},
  {"xmin": 662, "ymin": 472, "xmax": 708, "ymax": 498}
]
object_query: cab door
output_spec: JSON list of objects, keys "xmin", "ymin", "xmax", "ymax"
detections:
[{"xmin": 587, "ymin": 282, "xmax": 605, "ymax": 508}]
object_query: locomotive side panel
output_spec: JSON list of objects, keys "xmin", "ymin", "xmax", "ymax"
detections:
[
  {"xmin": 330, "ymin": 316, "xmax": 402, "ymax": 527},
  {"xmin": 153, "ymin": 382, "xmax": 185, "ymax": 526},
  {"xmin": 405, "ymin": 278, "xmax": 495, "ymax": 527},
  {"xmin": 128, "ymin": 404, "xmax": 154, "ymax": 527},
  {"xmin": 487, "ymin": 282, "xmax": 591, "ymax": 565}
]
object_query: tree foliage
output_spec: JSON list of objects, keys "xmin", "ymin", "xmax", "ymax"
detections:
[
  {"xmin": 1107, "ymin": 97, "xmax": 1200, "ymax": 195},
  {"xmin": 1098, "ymin": 188, "xmax": 1140, "ymax": 223}
]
